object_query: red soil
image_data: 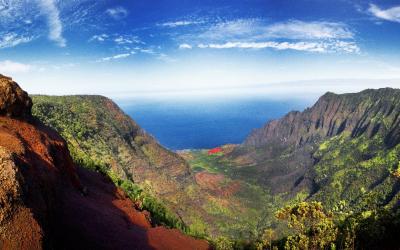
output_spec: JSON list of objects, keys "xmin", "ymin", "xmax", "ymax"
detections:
[
  {"xmin": 0, "ymin": 116, "xmax": 209, "ymax": 250},
  {"xmin": 208, "ymin": 147, "xmax": 222, "ymax": 155}
]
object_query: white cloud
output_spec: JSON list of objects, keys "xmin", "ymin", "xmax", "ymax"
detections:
[
  {"xmin": 38, "ymin": 0, "xmax": 66, "ymax": 47},
  {"xmin": 197, "ymin": 19, "xmax": 354, "ymax": 41},
  {"xmin": 89, "ymin": 34, "xmax": 109, "ymax": 42},
  {"xmin": 114, "ymin": 35, "xmax": 140, "ymax": 45},
  {"xmin": 197, "ymin": 41, "xmax": 360, "ymax": 53},
  {"xmin": 160, "ymin": 20, "xmax": 202, "ymax": 27},
  {"xmin": 179, "ymin": 19, "xmax": 359, "ymax": 54},
  {"xmin": 368, "ymin": 4, "xmax": 400, "ymax": 23},
  {"xmin": 0, "ymin": 33, "xmax": 33, "ymax": 49},
  {"xmin": 97, "ymin": 52, "xmax": 134, "ymax": 62},
  {"xmin": 265, "ymin": 20, "xmax": 354, "ymax": 39},
  {"xmin": 106, "ymin": 6, "xmax": 128, "ymax": 20},
  {"xmin": 179, "ymin": 43, "xmax": 192, "ymax": 49},
  {"xmin": 140, "ymin": 49, "xmax": 156, "ymax": 54},
  {"xmin": 0, "ymin": 60, "xmax": 32, "ymax": 74},
  {"xmin": 89, "ymin": 34, "xmax": 142, "ymax": 46}
]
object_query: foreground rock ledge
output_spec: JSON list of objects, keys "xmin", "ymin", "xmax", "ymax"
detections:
[{"xmin": 0, "ymin": 74, "xmax": 32, "ymax": 118}]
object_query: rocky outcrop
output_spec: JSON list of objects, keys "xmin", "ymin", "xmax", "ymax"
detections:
[
  {"xmin": 244, "ymin": 88, "xmax": 400, "ymax": 148},
  {"xmin": 0, "ymin": 75, "xmax": 32, "ymax": 118},
  {"xmin": 0, "ymin": 75, "xmax": 209, "ymax": 250},
  {"xmin": 0, "ymin": 75, "xmax": 80, "ymax": 249}
]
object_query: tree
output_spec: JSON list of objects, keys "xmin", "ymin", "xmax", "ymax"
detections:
[
  {"xmin": 214, "ymin": 236, "xmax": 234, "ymax": 250},
  {"xmin": 276, "ymin": 201, "xmax": 337, "ymax": 250},
  {"xmin": 256, "ymin": 228, "xmax": 277, "ymax": 250}
]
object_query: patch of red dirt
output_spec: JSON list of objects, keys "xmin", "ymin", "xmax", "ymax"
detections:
[
  {"xmin": 208, "ymin": 147, "xmax": 222, "ymax": 155},
  {"xmin": 148, "ymin": 227, "xmax": 209, "ymax": 250},
  {"xmin": 195, "ymin": 172, "xmax": 241, "ymax": 197},
  {"xmin": 58, "ymin": 166, "xmax": 210, "ymax": 250}
]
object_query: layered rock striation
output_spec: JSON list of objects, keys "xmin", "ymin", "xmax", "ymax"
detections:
[{"xmin": 244, "ymin": 88, "xmax": 400, "ymax": 148}]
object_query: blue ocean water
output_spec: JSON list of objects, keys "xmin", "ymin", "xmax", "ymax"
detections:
[{"xmin": 117, "ymin": 98, "xmax": 311, "ymax": 150}]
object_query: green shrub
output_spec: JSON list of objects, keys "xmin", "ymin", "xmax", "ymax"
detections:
[{"xmin": 214, "ymin": 236, "xmax": 235, "ymax": 250}]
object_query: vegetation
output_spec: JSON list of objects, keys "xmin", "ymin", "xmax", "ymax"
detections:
[
  {"xmin": 275, "ymin": 202, "xmax": 337, "ymax": 250},
  {"xmin": 256, "ymin": 201, "xmax": 400, "ymax": 250}
]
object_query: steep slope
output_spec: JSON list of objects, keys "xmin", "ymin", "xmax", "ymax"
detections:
[
  {"xmin": 31, "ymin": 95, "xmax": 192, "ymax": 193},
  {"xmin": 0, "ymin": 75, "xmax": 209, "ymax": 250},
  {"xmin": 31, "ymin": 96, "xmax": 203, "ymax": 227},
  {"xmin": 244, "ymin": 88, "xmax": 400, "ymax": 148},
  {"xmin": 229, "ymin": 88, "xmax": 400, "ymax": 211}
]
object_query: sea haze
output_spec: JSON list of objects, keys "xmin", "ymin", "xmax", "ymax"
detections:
[{"xmin": 118, "ymin": 98, "xmax": 312, "ymax": 150}]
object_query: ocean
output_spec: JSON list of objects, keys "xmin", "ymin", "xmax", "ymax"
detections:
[{"xmin": 118, "ymin": 98, "xmax": 311, "ymax": 150}]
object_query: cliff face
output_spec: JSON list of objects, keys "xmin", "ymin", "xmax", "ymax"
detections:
[
  {"xmin": 31, "ymin": 96, "xmax": 192, "ymax": 196},
  {"xmin": 0, "ymin": 75, "xmax": 209, "ymax": 250},
  {"xmin": 31, "ymin": 95, "xmax": 204, "ymax": 230},
  {"xmin": 228, "ymin": 88, "xmax": 400, "ymax": 197},
  {"xmin": 244, "ymin": 88, "xmax": 400, "ymax": 148}
]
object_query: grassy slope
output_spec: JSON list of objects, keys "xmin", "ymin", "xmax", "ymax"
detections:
[
  {"xmin": 311, "ymin": 132, "xmax": 400, "ymax": 212},
  {"xmin": 181, "ymin": 148, "xmax": 282, "ymax": 238}
]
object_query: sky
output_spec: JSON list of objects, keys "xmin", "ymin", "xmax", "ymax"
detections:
[{"xmin": 1, "ymin": 0, "xmax": 400, "ymax": 100}]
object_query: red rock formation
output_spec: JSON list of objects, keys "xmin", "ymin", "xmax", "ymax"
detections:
[{"xmin": 0, "ymin": 75, "xmax": 209, "ymax": 250}]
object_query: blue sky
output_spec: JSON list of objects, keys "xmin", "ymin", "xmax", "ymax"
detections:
[{"xmin": 1, "ymin": 0, "xmax": 400, "ymax": 99}]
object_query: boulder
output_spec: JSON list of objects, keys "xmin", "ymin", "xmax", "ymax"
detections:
[{"xmin": 0, "ymin": 74, "xmax": 32, "ymax": 118}]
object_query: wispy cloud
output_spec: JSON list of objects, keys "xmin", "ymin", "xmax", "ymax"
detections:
[
  {"xmin": 89, "ymin": 33, "xmax": 142, "ymax": 46},
  {"xmin": 179, "ymin": 43, "xmax": 192, "ymax": 49},
  {"xmin": 106, "ymin": 6, "xmax": 128, "ymax": 20},
  {"xmin": 265, "ymin": 20, "xmax": 354, "ymax": 39},
  {"xmin": 178, "ymin": 19, "xmax": 359, "ymax": 53},
  {"xmin": 38, "ymin": 0, "xmax": 66, "ymax": 47},
  {"xmin": 0, "ymin": 33, "xmax": 34, "ymax": 49},
  {"xmin": 140, "ymin": 48, "xmax": 156, "ymax": 54},
  {"xmin": 0, "ymin": 60, "xmax": 33, "ymax": 73},
  {"xmin": 89, "ymin": 34, "xmax": 109, "ymax": 42},
  {"xmin": 97, "ymin": 52, "xmax": 134, "ymax": 62},
  {"xmin": 160, "ymin": 20, "xmax": 203, "ymax": 28},
  {"xmin": 197, "ymin": 41, "xmax": 359, "ymax": 53},
  {"xmin": 368, "ymin": 4, "xmax": 400, "ymax": 23},
  {"xmin": 197, "ymin": 19, "xmax": 354, "ymax": 41},
  {"xmin": 114, "ymin": 35, "xmax": 140, "ymax": 45}
]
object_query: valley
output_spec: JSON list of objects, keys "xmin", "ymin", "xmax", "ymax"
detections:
[{"xmin": 1, "ymin": 75, "xmax": 399, "ymax": 249}]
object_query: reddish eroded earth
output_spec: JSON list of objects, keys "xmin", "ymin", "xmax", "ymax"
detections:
[
  {"xmin": 0, "ymin": 75, "xmax": 209, "ymax": 250},
  {"xmin": 58, "ymin": 166, "xmax": 209, "ymax": 250},
  {"xmin": 195, "ymin": 172, "xmax": 241, "ymax": 197}
]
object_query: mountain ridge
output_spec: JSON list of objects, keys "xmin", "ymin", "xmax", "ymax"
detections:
[{"xmin": 244, "ymin": 87, "xmax": 400, "ymax": 148}]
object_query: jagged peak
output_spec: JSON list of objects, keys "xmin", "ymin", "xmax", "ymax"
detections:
[
  {"xmin": 244, "ymin": 87, "xmax": 400, "ymax": 148},
  {"xmin": 0, "ymin": 74, "xmax": 32, "ymax": 118}
]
